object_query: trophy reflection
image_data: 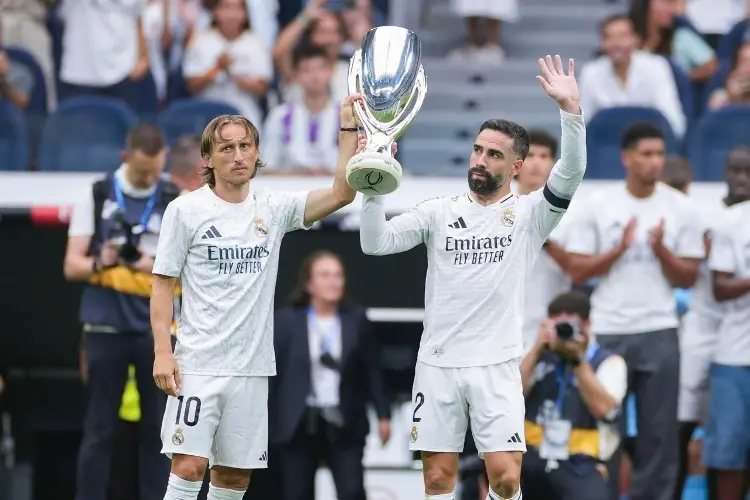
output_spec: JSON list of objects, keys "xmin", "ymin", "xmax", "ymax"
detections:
[{"xmin": 346, "ymin": 26, "xmax": 428, "ymax": 195}]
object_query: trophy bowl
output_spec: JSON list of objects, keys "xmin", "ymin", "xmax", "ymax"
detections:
[{"xmin": 346, "ymin": 26, "xmax": 427, "ymax": 195}]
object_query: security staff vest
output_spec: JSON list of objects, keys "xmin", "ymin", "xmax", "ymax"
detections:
[
  {"xmin": 79, "ymin": 174, "xmax": 179, "ymax": 333},
  {"xmin": 524, "ymin": 347, "xmax": 616, "ymax": 461}
]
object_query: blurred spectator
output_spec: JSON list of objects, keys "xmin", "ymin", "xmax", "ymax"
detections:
[
  {"xmin": 580, "ymin": 14, "xmax": 686, "ymax": 137},
  {"xmin": 142, "ymin": 0, "xmax": 203, "ymax": 101},
  {"xmin": 661, "ymin": 155, "xmax": 692, "ymax": 194},
  {"xmin": 183, "ymin": 0, "xmax": 272, "ymax": 129},
  {"xmin": 520, "ymin": 291, "xmax": 627, "ymax": 500},
  {"xmin": 58, "ymin": 0, "xmax": 151, "ymax": 108},
  {"xmin": 516, "ymin": 131, "xmax": 573, "ymax": 350},
  {"xmin": 274, "ymin": 0, "xmax": 351, "ymax": 104},
  {"xmin": 675, "ymin": 0, "xmax": 747, "ymax": 49},
  {"xmin": 447, "ymin": 0, "xmax": 519, "ymax": 64},
  {"xmin": 271, "ymin": 250, "xmax": 391, "ymax": 500},
  {"xmin": 63, "ymin": 125, "xmax": 177, "ymax": 500},
  {"xmin": 705, "ymin": 156, "xmax": 750, "ymax": 500},
  {"xmin": 167, "ymin": 134, "xmax": 203, "ymax": 193},
  {"xmin": 338, "ymin": 0, "xmax": 376, "ymax": 56},
  {"xmin": 631, "ymin": 0, "xmax": 718, "ymax": 82},
  {"xmin": 565, "ymin": 123, "xmax": 704, "ymax": 500},
  {"xmin": 0, "ymin": 47, "xmax": 33, "ymax": 110},
  {"xmin": 194, "ymin": 0, "xmax": 279, "ymax": 49},
  {"xmin": 264, "ymin": 44, "xmax": 339, "ymax": 175},
  {"xmin": 0, "ymin": 0, "xmax": 56, "ymax": 109},
  {"xmin": 708, "ymin": 41, "xmax": 750, "ymax": 109}
]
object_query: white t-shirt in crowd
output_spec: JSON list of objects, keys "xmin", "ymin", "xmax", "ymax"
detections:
[
  {"xmin": 59, "ymin": 0, "xmax": 147, "ymax": 86},
  {"xmin": 152, "ymin": 185, "xmax": 309, "ymax": 376},
  {"xmin": 566, "ymin": 183, "xmax": 705, "ymax": 335},
  {"xmin": 579, "ymin": 51, "xmax": 686, "ymax": 137},
  {"xmin": 359, "ymin": 109, "xmax": 586, "ymax": 367},
  {"xmin": 686, "ymin": 0, "xmax": 745, "ymax": 34},
  {"xmin": 708, "ymin": 200, "xmax": 750, "ymax": 366},
  {"xmin": 685, "ymin": 199, "xmax": 727, "ymax": 321},
  {"xmin": 183, "ymin": 28, "xmax": 273, "ymax": 128},
  {"xmin": 263, "ymin": 100, "xmax": 340, "ymax": 173}
]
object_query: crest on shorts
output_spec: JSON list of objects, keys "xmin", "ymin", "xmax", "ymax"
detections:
[
  {"xmin": 410, "ymin": 426, "xmax": 418, "ymax": 443},
  {"xmin": 501, "ymin": 209, "xmax": 516, "ymax": 228},
  {"xmin": 254, "ymin": 218, "xmax": 269, "ymax": 238},
  {"xmin": 172, "ymin": 428, "xmax": 184, "ymax": 446}
]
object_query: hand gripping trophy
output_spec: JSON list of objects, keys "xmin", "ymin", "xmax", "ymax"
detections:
[{"xmin": 345, "ymin": 26, "xmax": 428, "ymax": 195}]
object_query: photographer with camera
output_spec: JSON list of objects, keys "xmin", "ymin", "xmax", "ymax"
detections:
[
  {"xmin": 519, "ymin": 291, "xmax": 627, "ymax": 500},
  {"xmin": 63, "ymin": 124, "xmax": 179, "ymax": 500}
]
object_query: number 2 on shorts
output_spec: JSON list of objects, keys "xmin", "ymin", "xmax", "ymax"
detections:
[
  {"xmin": 175, "ymin": 396, "xmax": 202, "ymax": 427},
  {"xmin": 412, "ymin": 392, "xmax": 425, "ymax": 422}
]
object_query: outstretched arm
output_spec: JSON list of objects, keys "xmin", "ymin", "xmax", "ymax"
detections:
[
  {"xmin": 302, "ymin": 95, "xmax": 362, "ymax": 226},
  {"xmin": 359, "ymin": 196, "xmax": 433, "ymax": 255},
  {"xmin": 531, "ymin": 55, "xmax": 586, "ymax": 239}
]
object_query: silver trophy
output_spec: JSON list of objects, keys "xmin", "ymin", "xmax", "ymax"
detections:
[{"xmin": 346, "ymin": 26, "xmax": 427, "ymax": 195}]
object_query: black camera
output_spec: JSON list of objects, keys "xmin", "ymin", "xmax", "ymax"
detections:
[
  {"xmin": 555, "ymin": 320, "xmax": 580, "ymax": 341},
  {"xmin": 112, "ymin": 212, "xmax": 143, "ymax": 264}
]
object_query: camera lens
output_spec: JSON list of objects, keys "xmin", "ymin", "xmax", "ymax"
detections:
[{"xmin": 555, "ymin": 322, "xmax": 575, "ymax": 340}]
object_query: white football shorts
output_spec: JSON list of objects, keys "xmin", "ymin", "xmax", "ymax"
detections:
[
  {"xmin": 160, "ymin": 374, "xmax": 269, "ymax": 469},
  {"xmin": 408, "ymin": 358, "xmax": 526, "ymax": 455},
  {"xmin": 678, "ymin": 310, "xmax": 720, "ymax": 422}
]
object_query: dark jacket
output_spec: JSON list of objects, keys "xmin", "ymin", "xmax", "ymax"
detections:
[{"xmin": 270, "ymin": 304, "xmax": 391, "ymax": 445}]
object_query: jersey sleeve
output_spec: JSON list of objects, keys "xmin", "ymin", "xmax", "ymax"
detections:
[
  {"xmin": 708, "ymin": 221, "xmax": 737, "ymax": 274},
  {"xmin": 270, "ymin": 191, "xmax": 311, "ymax": 233},
  {"xmin": 674, "ymin": 205, "xmax": 707, "ymax": 259},
  {"xmin": 359, "ymin": 195, "xmax": 433, "ymax": 255},
  {"xmin": 153, "ymin": 202, "xmax": 191, "ymax": 278},
  {"xmin": 562, "ymin": 200, "xmax": 599, "ymax": 255},
  {"xmin": 68, "ymin": 186, "xmax": 95, "ymax": 237},
  {"xmin": 529, "ymin": 109, "xmax": 587, "ymax": 240}
]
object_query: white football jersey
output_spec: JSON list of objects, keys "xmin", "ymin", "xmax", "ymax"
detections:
[
  {"xmin": 688, "ymin": 199, "xmax": 728, "ymax": 321},
  {"xmin": 360, "ymin": 109, "xmax": 587, "ymax": 367},
  {"xmin": 153, "ymin": 185, "xmax": 309, "ymax": 376}
]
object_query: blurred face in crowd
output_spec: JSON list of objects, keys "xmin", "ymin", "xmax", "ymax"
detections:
[
  {"xmin": 725, "ymin": 148, "xmax": 750, "ymax": 201},
  {"xmin": 468, "ymin": 130, "xmax": 522, "ymax": 196},
  {"xmin": 214, "ymin": 0, "xmax": 248, "ymax": 38},
  {"xmin": 206, "ymin": 122, "xmax": 259, "ymax": 186},
  {"xmin": 602, "ymin": 18, "xmax": 638, "ymax": 65},
  {"xmin": 622, "ymin": 137, "xmax": 666, "ymax": 185},
  {"xmin": 649, "ymin": 0, "xmax": 676, "ymax": 29},
  {"xmin": 297, "ymin": 55, "xmax": 334, "ymax": 97},
  {"xmin": 519, "ymin": 143, "xmax": 555, "ymax": 191},
  {"xmin": 311, "ymin": 13, "xmax": 344, "ymax": 54},
  {"xmin": 123, "ymin": 147, "xmax": 167, "ymax": 183},
  {"xmin": 306, "ymin": 255, "xmax": 345, "ymax": 305}
]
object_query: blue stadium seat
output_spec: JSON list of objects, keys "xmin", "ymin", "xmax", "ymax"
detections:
[
  {"xmin": 586, "ymin": 107, "xmax": 679, "ymax": 179},
  {"xmin": 688, "ymin": 106, "xmax": 750, "ymax": 181},
  {"xmin": 0, "ymin": 100, "xmax": 31, "ymax": 171},
  {"xmin": 4, "ymin": 46, "xmax": 48, "ymax": 113},
  {"xmin": 166, "ymin": 67, "xmax": 190, "ymax": 103},
  {"xmin": 132, "ymin": 71, "xmax": 160, "ymax": 120},
  {"xmin": 667, "ymin": 58, "xmax": 694, "ymax": 120},
  {"xmin": 37, "ymin": 96, "xmax": 139, "ymax": 172},
  {"xmin": 717, "ymin": 19, "xmax": 749, "ymax": 61},
  {"xmin": 157, "ymin": 99, "xmax": 240, "ymax": 146}
]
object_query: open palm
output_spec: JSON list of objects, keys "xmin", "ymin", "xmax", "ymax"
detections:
[{"xmin": 536, "ymin": 55, "xmax": 579, "ymax": 106}]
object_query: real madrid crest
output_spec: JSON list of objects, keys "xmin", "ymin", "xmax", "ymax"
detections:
[
  {"xmin": 410, "ymin": 426, "xmax": 418, "ymax": 443},
  {"xmin": 501, "ymin": 209, "xmax": 516, "ymax": 228},
  {"xmin": 254, "ymin": 218, "xmax": 268, "ymax": 239},
  {"xmin": 172, "ymin": 428, "xmax": 184, "ymax": 446}
]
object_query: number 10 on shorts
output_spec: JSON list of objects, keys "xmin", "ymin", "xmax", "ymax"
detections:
[{"xmin": 174, "ymin": 395, "xmax": 202, "ymax": 427}]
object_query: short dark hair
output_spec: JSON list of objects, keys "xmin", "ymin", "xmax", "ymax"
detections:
[
  {"xmin": 479, "ymin": 119, "xmax": 530, "ymax": 159},
  {"xmin": 599, "ymin": 13, "xmax": 633, "ymax": 35},
  {"xmin": 126, "ymin": 124, "xmax": 166, "ymax": 156},
  {"xmin": 620, "ymin": 122, "xmax": 664, "ymax": 150},
  {"xmin": 726, "ymin": 145, "xmax": 750, "ymax": 166},
  {"xmin": 528, "ymin": 129, "xmax": 558, "ymax": 158},
  {"xmin": 662, "ymin": 155, "xmax": 692, "ymax": 192},
  {"xmin": 547, "ymin": 291, "xmax": 591, "ymax": 321},
  {"xmin": 293, "ymin": 43, "xmax": 330, "ymax": 68},
  {"xmin": 169, "ymin": 134, "xmax": 202, "ymax": 178}
]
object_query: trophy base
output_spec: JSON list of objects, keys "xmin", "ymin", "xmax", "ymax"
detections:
[{"xmin": 345, "ymin": 151, "xmax": 402, "ymax": 195}]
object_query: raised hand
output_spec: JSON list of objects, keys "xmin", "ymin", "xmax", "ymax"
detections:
[{"xmin": 536, "ymin": 55, "xmax": 580, "ymax": 114}]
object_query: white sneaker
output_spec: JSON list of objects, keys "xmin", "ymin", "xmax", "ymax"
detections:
[
  {"xmin": 447, "ymin": 45, "xmax": 478, "ymax": 62},
  {"xmin": 475, "ymin": 44, "xmax": 506, "ymax": 65}
]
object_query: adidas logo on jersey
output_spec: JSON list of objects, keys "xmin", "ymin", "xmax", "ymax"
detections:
[
  {"xmin": 201, "ymin": 225, "xmax": 222, "ymax": 239},
  {"xmin": 448, "ymin": 217, "xmax": 467, "ymax": 229},
  {"xmin": 258, "ymin": 451, "xmax": 267, "ymax": 462},
  {"xmin": 507, "ymin": 433, "xmax": 522, "ymax": 444}
]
